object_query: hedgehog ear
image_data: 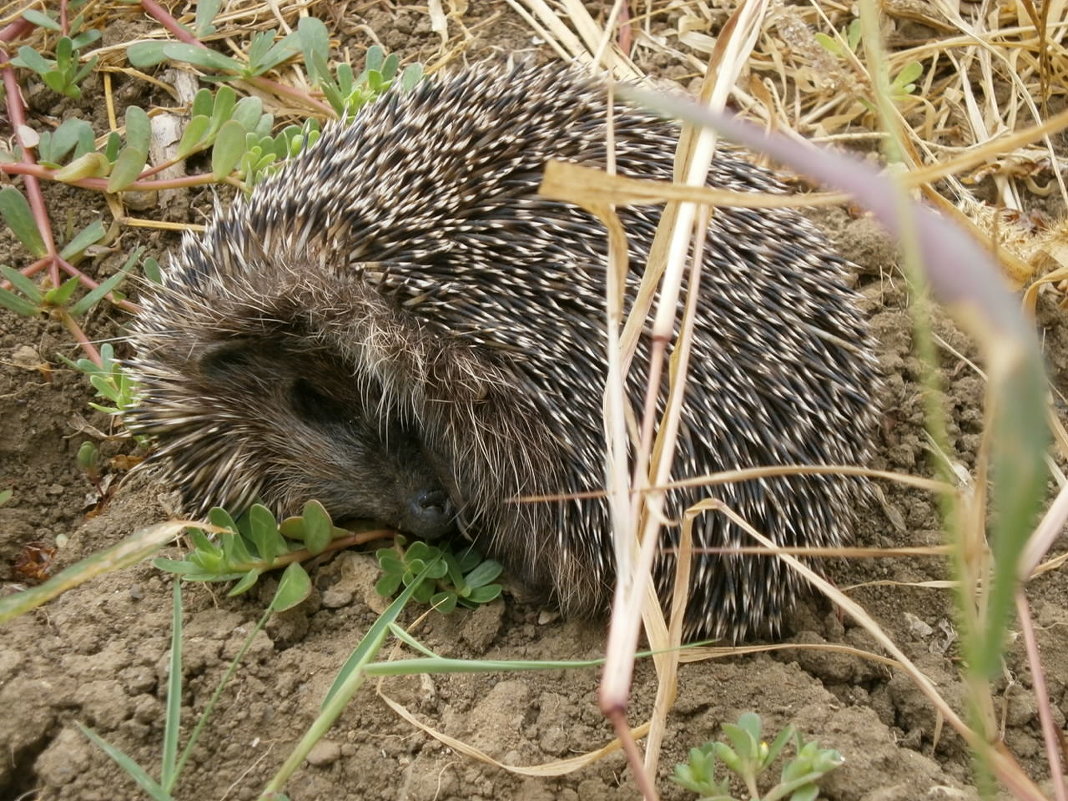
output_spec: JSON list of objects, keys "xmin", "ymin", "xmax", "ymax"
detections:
[{"xmin": 199, "ymin": 341, "xmax": 260, "ymax": 380}]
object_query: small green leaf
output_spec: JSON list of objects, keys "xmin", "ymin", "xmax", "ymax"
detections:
[
  {"xmin": 271, "ymin": 562, "xmax": 311, "ymax": 611},
  {"xmin": 54, "ymin": 151, "xmax": 110, "ymax": 182},
  {"xmin": 70, "ymin": 30, "xmax": 102, "ymax": 50},
  {"xmin": 364, "ymin": 45, "xmax": 384, "ymax": 73},
  {"xmin": 160, "ymin": 42, "xmax": 243, "ymax": 73},
  {"xmin": 208, "ymin": 86, "xmax": 236, "ymax": 132},
  {"xmin": 191, "ymin": 87, "xmax": 214, "ymax": 119},
  {"xmin": 70, "ymin": 264, "xmax": 130, "ymax": 316},
  {"xmin": 813, "ymin": 32, "xmax": 840, "ymax": 56},
  {"xmin": 249, "ymin": 505, "xmax": 288, "ymax": 563},
  {"xmin": 0, "ymin": 287, "xmax": 39, "ymax": 316},
  {"xmin": 176, "ymin": 115, "xmax": 211, "ymax": 158},
  {"xmin": 846, "ymin": 18, "xmax": 862, "ymax": 50},
  {"xmin": 44, "ymin": 276, "xmax": 81, "ymax": 306},
  {"xmin": 22, "ymin": 9, "xmax": 59, "ymax": 29},
  {"xmin": 463, "ymin": 559, "xmax": 503, "ymax": 589},
  {"xmin": 297, "ymin": 17, "xmax": 331, "ymax": 83},
  {"xmin": 399, "ymin": 63, "xmax": 424, "ymax": 92},
  {"xmin": 465, "ymin": 584, "xmax": 502, "ymax": 604},
  {"xmin": 38, "ymin": 118, "xmax": 94, "ymax": 165},
  {"xmin": 375, "ymin": 572, "xmax": 403, "ymax": 597},
  {"xmin": 0, "ymin": 264, "xmax": 44, "ymax": 303},
  {"xmin": 107, "ymin": 147, "xmax": 148, "ymax": 192},
  {"xmin": 230, "ymin": 96, "xmax": 264, "ymax": 131},
  {"xmin": 153, "ymin": 557, "xmax": 200, "ymax": 575},
  {"xmin": 124, "ymin": 105, "xmax": 152, "ymax": 155},
  {"xmin": 430, "ymin": 591, "xmax": 457, "ymax": 613},
  {"xmin": 189, "ymin": 526, "xmax": 222, "ymax": 555},
  {"xmin": 277, "ymin": 516, "xmax": 307, "ymax": 541},
  {"xmin": 194, "ymin": 0, "xmax": 220, "ymax": 37},
  {"xmin": 892, "ymin": 61, "xmax": 924, "ymax": 94},
  {"xmin": 142, "ymin": 256, "xmax": 162, "ymax": 283},
  {"xmin": 211, "ymin": 119, "xmax": 245, "ymax": 180},
  {"xmin": 208, "ymin": 508, "xmax": 238, "ymax": 532},
  {"xmin": 0, "ymin": 187, "xmax": 47, "ymax": 257},
  {"xmin": 44, "ymin": 70, "xmax": 79, "ymax": 98},
  {"xmin": 227, "ymin": 569, "xmax": 262, "ymax": 596},
  {"xmin": 59, "ymin": 219, "xmax": 106, "ymax": 261},
  {"xmin": 56, "ymin": 37, "xmax": 73, "ymax": 65},
  {"xmin": 220, "ymin": 522, "xmax": 255, "ymax": 566},
  {"xmin": 301, "ymin": 499, "xmax": 333, "ymax": 555},
  {"xmin": 12, "ymin": 46, "xmax": 53, "ymax": 75},
  {"xmin": 737, "ymin": 712, "xmax": 763, "ymax": 742},
  {"xmin": 252, "ymin": 30, "xmax": 303, "ymax": 74}
]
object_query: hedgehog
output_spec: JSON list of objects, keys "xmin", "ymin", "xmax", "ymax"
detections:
[{"xmin": 126, "ymin": 63, "xmax": 880, "ymax": 642}]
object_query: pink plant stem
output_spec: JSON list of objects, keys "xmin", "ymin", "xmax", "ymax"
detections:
[
  {"xmin": 2, "ymin": 161, "xmax": 220, "ymax": 191},
  {"xmin": 1016, "ymin": 591, "xmax": 1067, "ymax": 801},
  {"xmin": 0, "ymin": 17, "xmax": 33, "ymax": 44},
  {"xmin": 57, "ymin": 310, "xmax": 101, "ymax": 366},
  {"xmin": 1, "ymin": 36, "xmax": 60, "ymax": 285},
  {"xmin": 139, "ymin": 0, "xmax": 199, "ymax": 45},
  {"xmin": 138, "ymin": 0, "xmax": 335, "ymax": 118}
]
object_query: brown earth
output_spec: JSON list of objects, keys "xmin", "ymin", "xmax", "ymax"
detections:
[{"xmin": 1, "ymin": 3, "xmax": 1066, "ymax": 801}]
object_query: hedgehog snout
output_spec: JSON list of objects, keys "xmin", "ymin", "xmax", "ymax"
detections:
[{"xmin": 398, "ymin": 489, "xmax": 456, "ymax": 539}]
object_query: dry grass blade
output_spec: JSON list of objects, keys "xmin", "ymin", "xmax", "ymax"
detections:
[{"xmin": 376, "ymin": 689, "xmax": 651, "ymax": 777}]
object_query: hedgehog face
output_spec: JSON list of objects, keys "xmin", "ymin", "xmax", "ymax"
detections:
[{"xmin": 131, "ymin": 328, "xmax": 457, "ymax": 539}]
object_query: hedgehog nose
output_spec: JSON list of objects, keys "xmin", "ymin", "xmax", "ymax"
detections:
[{"xmin": 404, "ymin": 489, "xmax": 455, "ymax": 539}]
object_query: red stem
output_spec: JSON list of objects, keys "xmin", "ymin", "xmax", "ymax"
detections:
[
  {"xmin": 1016, "ymin": 592, "xmax": 1067, "ymax": 801},
  {"xmin": 0, "ymin": 18, "xmax": 34, "ymax": 43},
  {"xmin": 57, "ymin": 310, "xmax": 101, "ymax": 366},
  {"xmin": 2, "ymin": 161, "xmax": 220, "ymax": 191},
  {"xmin": 1, "ymin": 43, "xmax": 60, "ymax": 285},
  {"xmin": 139, "ymin": 0, "xmax": 199, "ymax": 45}
]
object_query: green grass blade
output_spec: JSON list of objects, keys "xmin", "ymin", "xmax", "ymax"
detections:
[
  {"xmin": 77, "ymin": 723, "xmax": 172, "ymax": 801},
  {"xmin": 160, "ymin": 581, "xmax": 182, "ymax": 791},
  {"xmin": 0, "ymin": 522, "xmax": 186, "ymax": 624},
  {"xmin": 172, "ymin": 604, "xmax": 274, "ymax": 785}
]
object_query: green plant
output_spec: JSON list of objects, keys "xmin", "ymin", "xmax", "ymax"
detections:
[
  {"xmin": 297, "ymin": 27, "xmax": 425, "ymax": 118},
  {"xmin": 127, "ymin": 19, "xmax": 424, "ymax": 121},
  {"xmin": 815, "ymin": 18, "xmax": 922, "ymax": 99},
  {"xmin": 153, "ymin": 501, "xmax": 349, "ymax": 594},
  {"xmin": 10, "ymin": 27, "xmax": 101, "ymax": 99},
  {"xmin": 375, "ymin": 537, "xmax": 503, "ymax": 613},
  {"xmin": 61, "ymin": 342, "xmax": 141, "ymax": 416},
  {"xmin": 0, "ymin": 234, "xmax": 135, "ymax": 320},
  {"xmin": 80, "ymin": 572, "xmax": 310, "ymax": 801},
  {"xmin": 672, "ymin": 713, "xmax": 843, "ymax": 801}
]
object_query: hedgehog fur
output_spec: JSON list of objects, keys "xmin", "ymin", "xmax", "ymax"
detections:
[{"xmin": 127, "ymin": 63, "xmax": 880, "ymax": 641}]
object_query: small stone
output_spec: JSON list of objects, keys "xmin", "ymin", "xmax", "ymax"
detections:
[
  {"xmin": 320, "ymin": 587, "xmax": 353, "ymax": 608},
  {"xmin": 306, "ymin": 739, "xmax": 341, "ymax": 767},
  {"xmin": 11, "ymin": 345, "xmax": 44, "ymax": 369},
  {"xmin": 35, "ymin": 728, "xmax": 92, "ymax": 786},
  {"xmin": 904, "ymin": 612, "xmax": 933, "ymax": 639}
]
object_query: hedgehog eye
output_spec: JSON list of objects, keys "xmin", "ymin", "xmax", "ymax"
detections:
[
  {"xmin": 290, "ymin": 378, "xmax": 350, "ymax": 426},
  {"xmin": 199, "ymin": 343, "xmax": 257, "ymax": 380}
]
